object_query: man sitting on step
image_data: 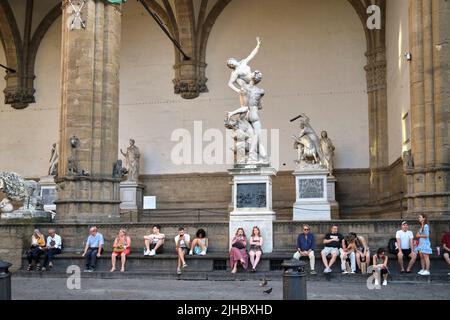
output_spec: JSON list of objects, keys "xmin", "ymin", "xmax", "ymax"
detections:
[
  {"xmin": 81, "ymin": 226, "xmax": 104, "ymax": 272},
  {"xmin": 293, "ymin": 224, "xmax": 317, "ymax": 275},
  {"xmin": 321, "ymin": 224, "xmax": 343, "ymax": 273},
  {"xmin": 144, "ymin": 224, "xmax": 165, "ymax": 256}
]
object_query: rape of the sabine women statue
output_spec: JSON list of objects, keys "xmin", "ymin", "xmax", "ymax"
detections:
[
  {"xmin": 225, "ymin": 37, "xmax": 269, "ymax": 165},
  {"xmin": 120, "ymin": 139, "xmax": 140, "ymax": 181},
  {"xmin": 292, "ymin": 114, "xmax": 336, "ymax": 175}
]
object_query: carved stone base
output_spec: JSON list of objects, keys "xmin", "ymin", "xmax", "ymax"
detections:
[
  {"xmin": 1, "ymin": 209, "xmax": 51, "ymax": 221},
  {"xmin": 39, "ymin": 175, "xmax": 57, "ymax": 213},
  {"xmin": 228, "ymin": 165, "xmax": 277, "ymax": 253},
  {"xmin": 119, "ymin": 181, "xmax": 145, "ymax": 222},
  {"xmin": 54, "ymin": 176, "xmax": 121, "ymax": 223},
  {"xmin": 293, "ymin": 169, "xmax": 331, "ymax": 221}
]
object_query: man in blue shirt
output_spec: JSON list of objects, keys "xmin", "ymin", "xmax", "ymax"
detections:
[
  {"xmin": 82, "ymin": 226, "xmax": 104, "ymax": 272},
  {"xmin": 293, "ymin": 224, "xmax": 316, "ymax": 274}
]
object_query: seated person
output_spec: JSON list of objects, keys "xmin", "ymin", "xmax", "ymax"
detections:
[
  {"xmin": 189, "ymin": 228, "xmax": 208, "ymax": 256},
  {"xmin": 372, "ymin": 248, "xmax": 389, "ymax": 286},
  {"xmin": 293, "ymin": 224, "xmax": 316, "ymax": 275},
  {"xmin": 42, "ymin": 228, "xmax": 62, "ymax": 272},
  {"xmin": 340, "ymin": 234, "xmax": 357, "ymax": 274},
  {"xmin": 321, "ymin": 224, "xmax": 343, "ymax": 273},
  {"xmin": 230, "ymin": 227, "xmax": 248, "ymax": 274},
  {"xmin": 350, "ymin": 232, "xmax": 370, "ymax": 273},
  {"xmin": 249, "ymin": 226, "xmax": 263, "ymax": 272},
  {"xmin": 26, "ymin": 229, "xmax": 46, "ymax": 271},
  {"xmin": 144, "ymin": 224, "xmax": 165, "ymax": 256},
  {"xmin": 81, "ymin": 226, "xmax": 104, "ymax": 272},
  {"xmin": 395, "ymin": 221, "xmax": 417, "ymax": 273},
  {"xmin": 441, "ymin": 225, "xmax": 450, "ymax": 276},
  {"xmin": 175, "ymin": 227, "xmax": 190, "ymax": 275},
  {"xmin": 110, "ymin": 229, "xmax": 131, "ymax": 272}
]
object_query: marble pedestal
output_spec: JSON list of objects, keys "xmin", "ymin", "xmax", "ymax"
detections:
[
  {"xmin": 293, "ymin": 168, "xmax": 332, "ymax": 221},
  {"xmin": 39, "ymin": 175, "xmax": 57, "ymax": 213},
  {"xmin": 228, "ymin": 165, "xmax": 277, "ymax": 253},
  {"xmin": 119, "ymin": 181, "xmax": 145, "ymax": 222},
  {"xmin": 327, "ymin": 175, "xmax": 339, "ymax": 219},
  {"xmin": 1, "ymin": 210, "xmax": 52, "ymax": 221}
]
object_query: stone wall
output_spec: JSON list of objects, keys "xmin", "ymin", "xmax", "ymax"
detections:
[{"xmin": 1, "ymin": 219, "xmax": 448, "ymax": 271}]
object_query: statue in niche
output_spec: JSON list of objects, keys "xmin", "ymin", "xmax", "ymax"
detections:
[
  {"xmin": 320, "ymin": 131, "xmax": 335, "ymax": 175},
  {"xmin": 403, "ymin": 150, "xmax": 413, "ymax": 170},
  {"xmin": 48, "ymin": 143, "xmax": 59, "ymax": 176},
  {"xmin": 225, "ymin": 38, "xmax": 269, "ymax": 165},
  {"xmin": 121, "ymin": 139, "xmax": 140, "ymax": 181}
]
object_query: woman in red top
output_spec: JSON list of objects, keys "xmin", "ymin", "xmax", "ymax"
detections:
[
  {"xmin": 230, "ymin": 228, "xmax": 248, "ymax": 274},
  {"xmin": 110, "ymin": 229, "xmax": 131, "ymax": 272}
]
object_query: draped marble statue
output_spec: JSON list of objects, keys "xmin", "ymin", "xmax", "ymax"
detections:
[
  {"xmin": 48, "ymin": 143, "xmax": 59, "ymax": 176},
  {"xmin": 120, "ymin": 139, "xmax": 140, "ymax": 181},
  {"xmin": 320, "ymin": 131, "xmax": 335, "ymax": 175},
  {"xmin": 225, "ymin": 37, "xmax": 268, "ymax": 165}
]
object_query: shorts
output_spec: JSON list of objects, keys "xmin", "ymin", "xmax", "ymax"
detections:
[
  {"xmin": 112, "ymin": 248, "xmax": 130, "ymax": 257},
  {"xmin": 178, "ymin": 247, "xmax": 189, "ymax": 255},
  {"xmin": 321, "ymin": 247, "xmax": 339, "ymax": 257},
  {"xmin": 397, "ymin": 249, "xmax": 412, "ymax": 256},
  {"xmin": 150, "ymin": 243, "xmax": 164, "ymax": 254}
]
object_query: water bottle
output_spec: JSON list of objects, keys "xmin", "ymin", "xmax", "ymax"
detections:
[{"xmin": 436, "ymin": 246, "xmax": 440, "ymax": 256}]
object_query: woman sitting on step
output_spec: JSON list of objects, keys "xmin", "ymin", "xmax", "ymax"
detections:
[
  {"xmin": 189, "ymin": 228, "xmax": 208, "ymax": 256},
  {"xmin": 249, "ymin": 226, "xmax": 263, "ymax": 272},
  {"xmin": 26, "ymin": 229, "xmax": 46, "ymax": 271},
  {"xmin": 230, "ymin": 227, "xmax": 249, "ymax": 274},
  {"xmin": 110, "ymin": 229, "xmax": 131, "ymax": 272}
]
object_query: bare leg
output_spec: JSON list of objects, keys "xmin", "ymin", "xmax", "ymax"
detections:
[
  {"xmin": 153, "ymin": 239, "xmax": 164, "ymax": 252},
  {"xmin": 144, "ymin": 238, "xmax": 150, "ymax": 251},
  {"xmin": 178, "ymin": 248, "xmax": 186, "ymax": 266},
  {"xmin": 356, "ymin": 253, "xmax": 362, "ymax": 270},
  {"xmin": 424, "ymin": 254, "xmax": 430, "ymax": 271},
  {"xmin": 397, "ymin": 252, "xmax": 405, "ymax": 271},
  {"xmin": 231, "ymin": 262, "xmax": 237, "ymax": 274},
  {"xmin": 328, "ymin": 253, "xmax": 338, "ymax": 268},
  {"xmin": 120, "ymin": 253, "xmax": 126, "ymax": 272},
  {"xmin": 419, "ymin": 252, "xmax": 425, "ymax": 270},
  {"xmin": 444, "ymin": 253, "xmax": 450, "ymax": 266},
  {"xmin": 110, "ymin": 254, "xmax": 116, "ymax": 272},
  {"xmin": 254, "ymin": 251, "xmax": 262, "ymax": 269},
  {"xmin": 321, "ymin": 251, "xmax": 329, "ymax": 268},
  {"xmin": 407, "ymin": 252, "xmax": 417, "ymax": 272},
  {"xmin": 249, "ymin": 251, "xmax": 255, "ymax": 268}
]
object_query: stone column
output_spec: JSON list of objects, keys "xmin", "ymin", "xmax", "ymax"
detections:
[
  {"xmin": 365, "ymin": 46, "xmax": 389, "ymax": 204},
  {"xmin": 55, "ymin": 0, "xmax": 122, "ymax": 222},
  {"xmin": 406, "ymin": 0, "xmax": 449, "ymax": 219}
]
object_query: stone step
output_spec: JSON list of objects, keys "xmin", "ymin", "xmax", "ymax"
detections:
[{"xmin": 139, "ymin": 209, "xmax": 229, "ymax": 223}]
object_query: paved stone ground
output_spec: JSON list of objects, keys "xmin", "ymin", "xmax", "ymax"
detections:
[{"xmin": 11, "ymin": 277, "xmax": 450, "ymax": 300}]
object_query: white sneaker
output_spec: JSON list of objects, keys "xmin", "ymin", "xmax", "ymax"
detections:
[
  {"xmin": 374, "ymin": 279, "xmax": 379, "ymax": 286},
  {"xmin": 177, "ymin": 268, "xmax": 181, "ymax": 275},
  {"xmin": 323, "ymin": 267, "xmax": 331, "ymax": 273},
  {"xmin": 200, "ymin": 250, "xmax": 206, "ymax": 256},
  {"xmin": 382, "ymin": 280, "xmax": 387, "ymax": 286},
  {"xmin": 350, "ymin": 271, "xmax": 356, "ymax": 274},
  {"xmin": 418, "ymin": 269, "xmax": 424, "ymax": 275},
  {"xmin": 189, "ymin": 250, "xmax": 193, "ymax": 255},
  {"xmin": 421, "ymin": 270, "xmax": 430, "ymax": 276},
  {"xmin": 342, "ymin": 270, "xmax": 349, "ymax": 274},
  {"xmin": 149, "ymin": 249, "xmax": 156, "ymax": 256},
  {"xmin": 144, "ymin": 249, "xmax": 150, "ymax": 256}
]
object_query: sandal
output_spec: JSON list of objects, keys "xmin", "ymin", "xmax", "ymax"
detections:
[
  {"xmin": 36, "ymin": 265, "xmax": 41, "ymax": 271},
  {"xmin": 27, "ymin": 265, "xmax": 33, "ymax": 271}
]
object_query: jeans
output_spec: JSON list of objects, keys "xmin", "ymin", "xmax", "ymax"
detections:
[
  {"xmin": 85, "ymin": 247, "xmax": 103, "ymax": 269},
  {"xmin": 27, "ymin": 247, "xmax": 44, "ymax": 265},
  {"xmin": 43, "ymin": 248, "xmax": 62, "ymax": 267}
]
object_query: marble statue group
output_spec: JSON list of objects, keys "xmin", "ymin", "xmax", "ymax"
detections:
[{"xmin": 225, "ymin": 37, "xmax": 268, "ymax": 165}]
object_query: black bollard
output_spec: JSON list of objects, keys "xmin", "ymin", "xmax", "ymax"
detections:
[
  {"xmin": 0, "ymin": 260, "xmax": 12, "ymax": 300},
  {"xmin": 281, "ymin": 259, "xmax": 307, "ymax": 300}
]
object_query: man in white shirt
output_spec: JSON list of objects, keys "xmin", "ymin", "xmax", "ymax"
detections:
[
  {"xmin": 395, "ymin": 221, "xmax": 417, "ymax": 273},
  {"xmin": 143, "ymin": 224, "xmax": 165, "ymax": 256},
  {"xmin": 174, "ymin": 227, "xmax": 190, "ymax": 275},
  {"xmin": 42, "ymin": 229, "xmax": 62, "ymax": 271}
]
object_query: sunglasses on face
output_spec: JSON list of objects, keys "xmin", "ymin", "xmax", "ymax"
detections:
[{"xmin": 304, "ymin": 229, "xmax": 310, "ymax": 231}]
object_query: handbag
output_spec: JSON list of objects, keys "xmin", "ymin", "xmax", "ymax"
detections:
[
  {"xmin": 113, "ymin": 245, "xmax": 125, "ymax": 253},
  {"xmin": 232, "ymin": 241, "xmax": 245, "ymax": 249}
]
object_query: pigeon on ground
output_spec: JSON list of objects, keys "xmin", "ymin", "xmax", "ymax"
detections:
[{"xmin": 263, "ymin": 288, "xmax": 273, "ymax": 294}]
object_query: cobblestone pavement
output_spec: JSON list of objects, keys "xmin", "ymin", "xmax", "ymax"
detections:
[{"xmin": 11, "ymin": 277, "xmax": 450, "ymax": 300}]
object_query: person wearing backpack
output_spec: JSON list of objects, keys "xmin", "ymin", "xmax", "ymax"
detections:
[{"xmin": 395, "ymin": 221, "xmax": 417, "ymax": 273}]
